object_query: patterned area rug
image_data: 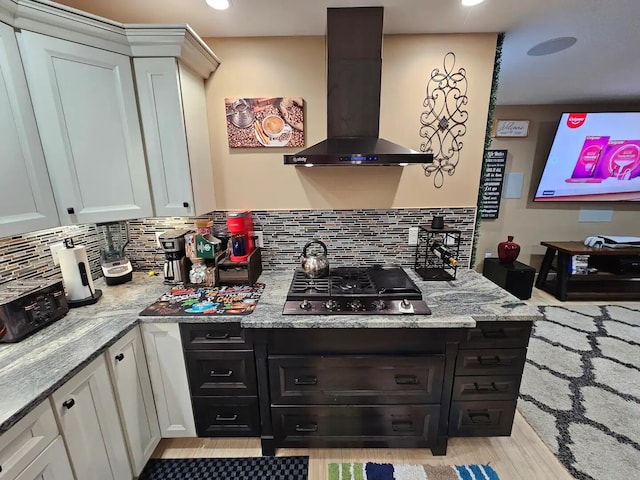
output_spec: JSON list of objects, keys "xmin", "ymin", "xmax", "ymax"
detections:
[
  {"xmin": 328, "ymin": 463, "xmax": 499, "ymax": 479},
  {"xmin": 518, "ymin": 305, "xmax": 640, "ymax": 480},
  {"xmin": 139, "ymin": 456, "xmax": 308, "ymax": 479}
]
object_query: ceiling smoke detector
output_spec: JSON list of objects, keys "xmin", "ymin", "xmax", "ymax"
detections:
[
  {"xmin": 206, "ymin": 0, "xmax": 230, "ymax": 10},
  {"xmin": 527, "ymin": 37, "xmax": 577, "ymax": 56}
]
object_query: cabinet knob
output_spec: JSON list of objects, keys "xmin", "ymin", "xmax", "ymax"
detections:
[
  {"xmin": 210, "ymin": 370, "xmax": 233, "ymax": 377},
  {"xmin": 205, "ymin": 332, "xmax": 229, "ymax": 340},
  {"xmin": 115, "ymin": 353, "xmax": 125, "ymax": 362},
  {"xmin": 67, "ymin": 207, "xmax": 75, "ymax": 215},
  {"xmin": 63, "ymin": 399, "xmax": 75, "ymax": 409},
  {"xmin": 183, "ymin": 202, "xmax": 189, "ymax": 208}
]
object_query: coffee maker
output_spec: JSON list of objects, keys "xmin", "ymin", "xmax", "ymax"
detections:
[
  {"xmin": 159, "ymin": 229, "xmax": 190, "ymax": 284},
  {"xmin": 226, "ymin": 211, "xmax": 255, "ymax": 262}
]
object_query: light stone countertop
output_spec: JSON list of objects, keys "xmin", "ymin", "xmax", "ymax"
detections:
[{"xmin": 0, "ymin": 268, "xmax": 541, "ymax": 434}]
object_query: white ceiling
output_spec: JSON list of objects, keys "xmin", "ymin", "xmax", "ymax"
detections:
[{"xmin": 53, "ymin": 0, "xmax": 640, "ymax": 105}]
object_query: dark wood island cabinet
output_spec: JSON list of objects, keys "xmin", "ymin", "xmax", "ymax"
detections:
[{"xmin": 181, "ymin": 321, "xmax": 532, "ymax": 456}]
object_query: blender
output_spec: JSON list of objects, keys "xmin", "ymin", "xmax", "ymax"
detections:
[{"xmin": 96, "ymin": 222, "xmax": 133, "ymax": 285}]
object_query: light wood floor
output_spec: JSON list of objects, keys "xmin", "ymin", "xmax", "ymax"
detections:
[
  {"xmin": 152, "ymin": 411, "xmax": 574, "ymax": 480},
  {"xmin": 152, "ymin": 285, "xmax": 598, "ymax": 480}
]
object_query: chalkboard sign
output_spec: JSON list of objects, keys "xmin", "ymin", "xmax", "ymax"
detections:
[{"xmin": 481, "ymin": 150, "xmax": 508, "ymax": 219}]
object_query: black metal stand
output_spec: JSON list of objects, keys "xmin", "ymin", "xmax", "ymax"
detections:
[{"xmin": 414, "ymin": 226, "xmax": 461, "ymax": 281}]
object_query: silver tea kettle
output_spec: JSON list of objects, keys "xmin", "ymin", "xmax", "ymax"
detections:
[{"xmin": 300, "ymin": 240, "xmax": 329, "ymax": 278}]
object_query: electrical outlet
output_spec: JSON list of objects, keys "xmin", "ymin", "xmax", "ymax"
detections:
[
  {"xmin": 155, "ymin": 231, "xmax": 164, "ymax": 248},
  {"xmin": 252, "ymin": 231, "xmax": 264, "ymax": 248},
  {"xmin": 408, "ymin": 227, "xmax": 419, "ymax": 246},
  {"xmin": 50, "ymin": 242, "xmax": 65, "ymax": 266},
  {"xmin": 484, "ymin": 252, "xmax": 493, "ymax": 258}
]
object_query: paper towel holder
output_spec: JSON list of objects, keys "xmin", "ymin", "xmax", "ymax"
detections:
[{"xmin": 60, "ymin": 238, "xmax": 102, "ymax": 308}]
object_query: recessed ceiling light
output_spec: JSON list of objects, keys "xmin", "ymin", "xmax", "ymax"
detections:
[
  {"xmin": 206, "ymin": 0, "xmax": 230, "ymax": 10},
  {"xmin": 527, "ymin": 37, "xmax": 577, "ymax": 56},
  {"xmin": 461, "ymin": 0, "xmax": 485, "ymax": 6}
]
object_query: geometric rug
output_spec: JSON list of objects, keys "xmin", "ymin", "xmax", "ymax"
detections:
[
  {"xmin": 518, "ymin": 305, "xmax": 640, "ymax": 480},
  {"xmin": 328, "ymin": 463, "xmax": 499, "ymax": 479},
  {"xmin": 138, "ymin": 456, "xmax": 309, "ymax": 479}
]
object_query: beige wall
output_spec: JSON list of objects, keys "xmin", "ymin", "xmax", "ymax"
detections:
[
  {"xmin": 204, "ymin": 34, "xmax": 498, "ymax": 210},
  {"xmin": 476, "ymin": 104, "xmax": 640, "ymax": 270}
]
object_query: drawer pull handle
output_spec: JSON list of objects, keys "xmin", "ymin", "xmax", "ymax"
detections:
[
  {"xmin": 482, "ymin": 328, "xmax": 506, "ymax": 339},
  {"xmin": 294, "ymin": 376, "xmax": 318, "ymax": 386},
  {"xmin": 63, "ymin": 399, "xmax": 75, "ymax": 410},
  {"xmin": 474, "ymin": 382, "xmax": 499, "ymax": 392},
  {"xmin": 395, "ymin": 375, "xmax": 419, "ymax": 385},
  {"xmin": 210, "ymin": 370, "xmax": 233, "ymax": 377},
  {"xmin": 115, "ymin": 353, "xmax": 125, "ymax": 362},
  {"xmin": 469, "ymin": 411, "xmax": 491, "ymax": 424},
  {"xmin": 205, "ymin": 332, "xmax": 230, "ymax": 340},
  {"xmin": 295, "ymin": 423, "xmax": 318, "ymax": 433},
  {"xmin": 215, "ymin": 414, "xmax": 238, "ymax": 421},
  {"xmin": 477, "ymin": 355, "xmax": 501, "ymax": 366},
  {"xmin": 392, "ymin": 421, "xmax": 415, "ymax": 432}
]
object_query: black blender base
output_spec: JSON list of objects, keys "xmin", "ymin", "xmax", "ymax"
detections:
[
  {"xmin": 105, "ymin": 272, "xmax": 133, "ymax": 286},
  {"xmin": 68, "ymin": 289, "xmax": 102, "ymax": 308}
]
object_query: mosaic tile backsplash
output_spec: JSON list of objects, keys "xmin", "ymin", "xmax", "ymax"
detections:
[
  {"xmin": 127, "ymin": 208, "xmax": 477, "ymax": 271},
  {"xmin": 0, "ymin": 224, "xmax": 102, "ymax": 284},
  {"xmin": 0, "ymin": 208, "xmax": 477, "ymax": 283}
]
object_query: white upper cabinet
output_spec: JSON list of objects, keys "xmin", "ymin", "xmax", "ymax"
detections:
[
  {"xmin": 16, "ymin": 30, "xmax": 153, "ymax": 225},
  {"xmin": 0, "ymin": 22, "xmax": 59, "ymax": 237},
  {"xmin": 134, "ymin": 57, "xmax": 216, "ymax": 217}
]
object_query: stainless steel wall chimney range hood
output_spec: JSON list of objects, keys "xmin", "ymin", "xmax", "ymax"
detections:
[{"xmin": 284, "ymin": 7, "xmax": 434, "ymax": 167}]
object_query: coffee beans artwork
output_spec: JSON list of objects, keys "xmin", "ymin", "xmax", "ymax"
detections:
[{"xmin": 225, "ymin": 97, "xmax": 305, "ymax": 148}]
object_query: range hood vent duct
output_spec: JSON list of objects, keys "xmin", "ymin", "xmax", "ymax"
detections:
[{"xmin": 284, "ymin": 7, "xmax": 433, "ymax": 166}]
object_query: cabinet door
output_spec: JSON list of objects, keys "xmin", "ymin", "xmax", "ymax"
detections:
[
  {"xmin": 14, "ymin": 437, "xmax": 74, "ymax": 480},
  {"xmin": 133, "ymin": 57, "xmax": 194, "ymax": 217},
  {"xmin": 17, "ymin": 30, "xmax": 152, "ymax": 224},
  {"xmin": 141, "ymin": 323, "xmax": 196, "ymax": 437},
  {"xmin": 0, "ymin": 402, "xmax": 58, "ymax": 479},
  {"xmin": 107, "ymin": 327, "xmax": 161, "ymax": 476},
  {"xmin": 51, "ymin": 356, "xmax": 131, "ymax": 480},
  {"xmin": 0, "ymin": 22, "xmax": 59, "ymax": 237}
]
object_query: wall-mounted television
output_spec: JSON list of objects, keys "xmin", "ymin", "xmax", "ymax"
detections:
[{"xmin": 534, "ymin": 112, "xmax": 640, "ymax": 202}]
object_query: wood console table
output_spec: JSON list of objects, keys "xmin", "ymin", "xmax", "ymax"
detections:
[{"xmin": 536, "ymin": 241, "xmax": 640, "ymax": 301}]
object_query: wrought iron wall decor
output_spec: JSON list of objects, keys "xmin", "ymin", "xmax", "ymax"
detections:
[{"xmin": 419, "ymin": 52, "xmax": 469, "ymax": 188}]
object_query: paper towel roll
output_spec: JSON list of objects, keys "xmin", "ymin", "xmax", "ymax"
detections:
[{"xmin": 58, "ymin": 245, "xmax": 96, "ymax": 301}]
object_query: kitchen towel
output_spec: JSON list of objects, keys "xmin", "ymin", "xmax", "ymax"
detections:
[{"xmin": 328, "ymin": 463, "xmax": 500, "ymax": 480}]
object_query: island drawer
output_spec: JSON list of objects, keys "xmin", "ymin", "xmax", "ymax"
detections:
[
  {"xmin": 192, "ymin": 397, "xmax": 260, "ymax": 437},
  {"xmin": 455, "ymin": 349, "xmax": 527, "ymax": 376},
  {"xmin": 184, "ymin": 350, "xmax": 257, "ymax": 396},
  {"xmin": 180, "ymin": 323, "xmax": 251, "ymax": 350},
  {"xmin": 460, "ymin": 322, "xmax": 532, "ymax": 349},
  {"xmin": 452, "ymin": 375, "xmax": 522, "ymax": 401},
  {"xmin": 272, "ymin": 405, "xmax": 439, "ymax": 445},
  {"xmin": 269, "ymin": 355, "xmax": 445, "ymax": 405},
  {"xmin": 449, "ymin": 400, "xmax": 517, "ymax": 437}
]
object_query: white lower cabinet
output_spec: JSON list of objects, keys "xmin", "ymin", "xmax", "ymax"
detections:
[
  {"xmin": 0, "ymin": 402, "xmax": 62, "ymax": 480},
  {"xmin": 141, "ymin": 323, "xmax": 196, "ymax": 438},
  {"xmin": 14, "ymin": 437, "xmax": 73, "ymax": 480},
  {"xmin": 50, "ymin": 356, "xmax": 131, "ymax": 480},
  {"xmin": 107, "ymin": 327, "xmax": 160, "ymax": 476}
]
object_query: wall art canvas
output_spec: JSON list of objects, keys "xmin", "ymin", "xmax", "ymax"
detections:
[{"xmin": 225, "ymin": 97, "xmax": 305, "ymax": 148}]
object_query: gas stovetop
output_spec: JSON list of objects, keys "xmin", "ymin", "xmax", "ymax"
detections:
[{"xmin": 283, "ymin": 266, "xmax": 431, "ymax": 315}]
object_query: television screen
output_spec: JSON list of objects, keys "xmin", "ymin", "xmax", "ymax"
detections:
[{"xmin": 533, "ymin": 112, "xmax": 640, "ymax": 201}]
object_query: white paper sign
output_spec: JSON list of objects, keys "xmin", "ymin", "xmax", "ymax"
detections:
[{"xmin": 494, "ymin": 120, "xmax": 530, "ymax": 137}]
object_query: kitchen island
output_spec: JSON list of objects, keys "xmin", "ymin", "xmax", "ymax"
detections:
[{"xmin": 0, "ymin": 268, "xmax": 539, "ymax": 459}]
